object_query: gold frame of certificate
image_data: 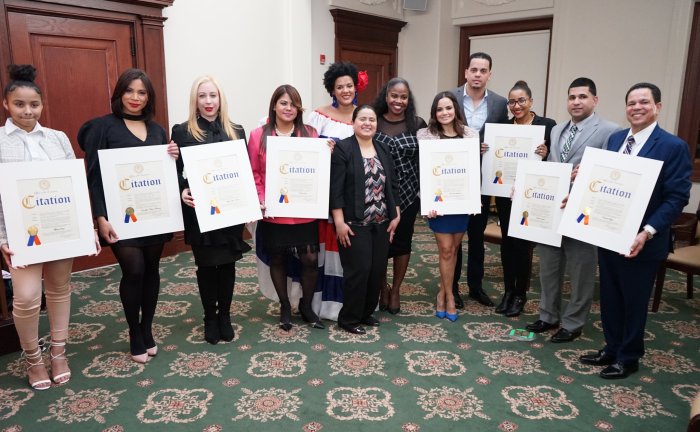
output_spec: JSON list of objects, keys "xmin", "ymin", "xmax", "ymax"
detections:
[
  {"xmin": 481, "ymin": 123, "xmax": 545, "ymax": 198},
  {"xmin": 263, "ymin": 136, "xmax": 331, "ymax": 219},
  {"xmin": 508, "ymin": 160, "xmax": 573, "ymax": 247},
  {"xmin": 180, "ymin": 140, "xmax": 262, "ymax": 233},
  {"xmin": 98, "ymin": 145, "xmax": 184, "ymax": 240},
  {"xmin": 0, "ymin": 159, "xmax": 96, "ymax": 266},
  {"xmin": 558, "ymin": 147, "xmax": 662, "ymax": 254},
  {"xmin": 418, "ymin": 138, "xmax": 482, "ymax": 216}
]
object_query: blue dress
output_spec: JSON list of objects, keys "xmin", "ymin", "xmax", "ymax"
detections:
[{"xmin": 428, "ymin": 214, "xmax": 470, "ymax": 234}]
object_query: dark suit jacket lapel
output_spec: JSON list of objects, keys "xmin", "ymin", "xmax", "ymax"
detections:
[{"xmin": 637, "ymin": 125, "xmax": 662, "ymax": 158}]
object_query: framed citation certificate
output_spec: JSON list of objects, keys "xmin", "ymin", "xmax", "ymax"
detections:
[
  {"xmin": 558, "ymin": 147, "xmax": 662, "ymax": 254},
  {"xmin": 0, "ymin": 159, "xmax": 96, "ymax": 266},
  {"xmin": 98, "ymin": 145, "xmax": 184, "ymax": 240},
  {"xmin": 508, "ymin": 160, "xmax": 573, "ymax": 247},
  {"xmin": 481, "ymin": 123, "xmax": 545, "ymax": 197},
  {"xmin": 180, "ymin": 140, "xmax": 262, "ymax": 232},
  {"xmin": 418, "ymin": 138, "xmax": 482, "ymax": 216},
  {"xmin": 263, "ymin": 136, "xmax": 331, "ymax": 219}
]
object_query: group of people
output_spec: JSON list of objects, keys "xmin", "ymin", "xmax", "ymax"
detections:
[{"xmin": 0, "ymin": 47, "xmax": 692, "ymax": 391}]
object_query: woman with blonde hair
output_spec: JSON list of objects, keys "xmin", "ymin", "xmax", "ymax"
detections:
[{"xmin": 172, "ymin": 76, "xmax": 250, "ymax": 344}]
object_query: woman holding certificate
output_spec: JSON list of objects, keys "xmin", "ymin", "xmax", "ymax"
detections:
[
  {"xmin": 308, "ymin": 62, "xmax": 368, "ymax": 322},
  {"xmin": 79, "ymin": 69, "xmax": 178, "ymax": 364},
  {"xmin": 172, "ymin": 76, "xmax": 251, "ymax": 344},
  {"xmin": 417, "ymin": 92, "xmax": 479, "ymax": 322},
  {"xmin": 0, "ymin": 65, "xmax": 100, "ymax": 390},
  {"xmin": 330, "ymin": 105, "xmax": 401, "ymax": 335},
  {"xmin": 373, "ymin": 78, "xmax": 427, "ymax": 315},
  {"xmin": 493, "ymin": 80, "xmax": 556, "ymax": 317},
  {"xmin": 248, "ymin": 84, "xmax": 324, "ymax": 331}
]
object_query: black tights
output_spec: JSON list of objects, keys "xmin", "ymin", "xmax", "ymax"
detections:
[
  {"xmin": 111, "ymin": 242, "xmax": 164, "ymax": 355},
  {"xmin": 268, "ymin": 248, "xmax": 318, "ymax": 321}
]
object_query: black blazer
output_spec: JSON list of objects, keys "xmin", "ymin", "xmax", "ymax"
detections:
[{"xmin": 330, "ymin": 134, "xmax": 399, "ymax": 222}]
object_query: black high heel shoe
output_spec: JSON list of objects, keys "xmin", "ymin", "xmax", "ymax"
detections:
[
  {"xmin": 299, "ymin": 301, "xmax": 325, "ymax": 329},
  {"xmin": 279, "ymin": 300, "xmax": 293, "ymax": 332}
]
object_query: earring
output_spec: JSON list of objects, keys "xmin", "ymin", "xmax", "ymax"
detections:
[
  {"xmin": 352, "ymin": 92, "xmax": 358, "ymax": 106},
  {"xmin": 332, "ymin": 95, "xmax": 338, "ymax": 108}
]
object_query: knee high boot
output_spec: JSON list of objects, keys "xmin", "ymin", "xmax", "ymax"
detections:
[
  {"xmin": 216, "ymin": 264, "xmax": 236, "ymax": 342},
  {"xmin": 196, "ymin": 268, "xmax": 219, "ymax": 344}
]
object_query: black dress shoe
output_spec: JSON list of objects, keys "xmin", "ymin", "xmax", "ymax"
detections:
[
  {"xmin": 550, "ymin": 328, "xmax": 581, "ymax": 343},
  {"xmin": 453, "ymin": 288, "xmax": 465, "ymax": 309},
  {"xmin": 339, "ymin": 324, "xmax": 366, "ymax": 335},
  {"xmin": 600, "ymin": 361, "xmax": 639, "ymax": 379},
  {"xmin": 504, "ymin": 296, "xmax": 526, "ymax": 317},
  {"xmin": 361, "ymin": 316, "xmax": 380, "ymax": 327},
  {"xmin": 494, "ymin": 292, "xmax": 514, "ymax": 314},
  {"xmin": 525, "ymin": 320, "xmax": 559, "ymax": 333},
  {"xmin": 469, "ymin": 290, "xmax": 494, "ymax": 307},
  {"xmin": 387, "ymin": 307, "xmax": 400, "ymax": 315},
  {"xmin": 579, "ymin": 350, "xmax": 616, "ymax": 366}
]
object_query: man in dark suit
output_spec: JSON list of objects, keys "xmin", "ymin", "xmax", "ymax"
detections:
[
  {"xmin": 526, "ymin": 78, "xmax": 619, "ymax": 343},
  {"xmin": 580, "ymin": 82, "xmax": 692, "ymax": 379},
  {"xmin": 450, "ymin": 52, "xmax": 509, "ymax": 308}
]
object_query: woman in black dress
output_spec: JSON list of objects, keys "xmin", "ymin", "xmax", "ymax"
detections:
[
  {"xmin": 172, "ymin": 75, "xmax": 251, "ymax": 344},
  {"xmin": 493, "ymin": 80, "xmax": 556, "ymax": 317},
  {"xmin": 373, "ymin": 77, "xmax": 426, "ymax": 314},
  {"xmin": 79, "ymin": 68, "xmax": 178, "ymax": 363}
]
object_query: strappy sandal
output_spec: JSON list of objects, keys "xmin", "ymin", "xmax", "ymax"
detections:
[
  {"xmin": 22, "ymin": 342, "xmax": 51, "ymax": 390},
  {"xmin": 49, "ymin": 338, "xmax": 71, "ymax": 384}
]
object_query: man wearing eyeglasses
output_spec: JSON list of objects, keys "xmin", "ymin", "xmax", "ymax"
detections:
[
  {"xmin": 450, "ymin": 52, "xmax": 509, "ymax": 309},
  {"xmin": 525, "ymin": 77, "xmax": 619, "ymax": 343}
]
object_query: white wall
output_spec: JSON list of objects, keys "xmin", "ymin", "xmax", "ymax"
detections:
[{"xmin": 162, "ymin": 0, "xmax": 314, "ymax": 135}]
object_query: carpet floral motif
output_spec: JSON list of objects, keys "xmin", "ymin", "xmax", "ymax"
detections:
[
  {"xmin": 328, "ymin": 351, "xmax": 386, "ymax": 377},
  {"xmin": 479, "ymin": 349, "xmax": 548, "ymax": 375},
  {"xmin": 501, "ymin": 385, "xmax": 579, "ymax": 420},
  {"xmin": 671, "ymin": 384, "xmax": 699, "ymax": 404},
  {"xmin": 396, "ymin": 323, "xmax": 450, "ymax": 343},
  {"xmin": 78, "ymin": 300, "xmax": 123, "ymax": 317},
  {"xmin": 38, "ymin": 388, "xmax": 126, "ymax": 424},
  {"xmin": 99, "ymin": 282, "xmax": 120, "ymax": 296},
  {"xmin": 554, "ymin": 349, "xmax": 601, "ymax": 375},
  {"xmin": 414, "ymin": 386, "xmax": 490, "ymax": 420},
  {"xmin": 641, "ymin": 348, "xmax": 697, "ymax": 374},
  {"xmin": 328, "ymin": 324, "xmax": 380, "ymax": 343},
  {"xmin": 325, "ymin": 387, "xmax": 394, "ymax": 421},
  {"xmin": 160, "ymin": 282, "xmax": 198, "ymax": 296},
  {"xmin": 234, "ymin": 281, "xmax": 259, "ymax": 296},
  {"xmin": 463, "ymin": 322, "xmax": 517, "ymax": 342},
  {"xmin": 164, "ymin": 351, "xmax": 229, "ymax": 378},
  {"xmin": 137, "ymin": 388, "xmax": 213, "ymax": 423},
  {"xmin": 230, "ymin": 300, "xmax": 252, "ymax": 316},
  {"xmin": 68, "ymin": 322, "xmax": 106, "ymax": 344},
  {"xmin": 398, "ymin": 301, "xmax": 436, "ymax": 317},
  {"xmin": 247, "ymin": 351, "xmax": 306, "ymax": 378},
  {"xmin": 154, "ymin": 300, "xmax": 191, "ymax": 318},
  {"xmin": 82, "ymin": 352, "xmax": 145, "ymax": 378},
  {"xmin": 399, "ymin": 283, "xmax": 428, "ymax": 297},
  {"xmin": 74, "ymin": 267, "xmax": 115, "ymax": 278},
  {"xmin": 258, "ymin": 323, "xmax": 310, "ymax": 343},
  {"xmin": 232, "ymin": 387, "xmax": 301, "ymax": 422},
  {"xmin": 656, "ymin": 319, "xmax": 700, "ymax": 339},
  {"xmin": 404, "ymin": 350, "xmax": 466, "ymax": 376},
  {"xmin": 174, "ymin": 266, "xmax": 197, "ymax": 279},
  {"xmin": 582, "ymin": 384, "xmax": 676, "ymax": 418},
  {"xmin": 0, "ymin": 388, "xmax": 33, "ymax": 420}
]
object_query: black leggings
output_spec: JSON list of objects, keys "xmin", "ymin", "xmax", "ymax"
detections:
[
  {"xmin": 111, "ymin": 242, "xmax": 164, "ymax": 354},
  {"xmin": 268, "ymin": 248, "xmax": 318, "ymax": 305}
]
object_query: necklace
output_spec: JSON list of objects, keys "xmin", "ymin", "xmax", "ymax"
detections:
[
  {"xmin": 274, "ymin": 124, "xmax": 294, "ymax": 136},
  {"xmin": 514, "ymin": 112, "xmax": 535, "ymax": 125}
]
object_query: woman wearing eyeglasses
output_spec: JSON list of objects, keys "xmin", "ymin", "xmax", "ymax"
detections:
[{"xmin": 493, "ymin": 80, "xmax": 556, "ymax": 317}]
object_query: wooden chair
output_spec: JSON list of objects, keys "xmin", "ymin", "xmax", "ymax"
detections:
[{"xmin": 652, "ymin": 210, "xmax": 700, "ymax": 312}]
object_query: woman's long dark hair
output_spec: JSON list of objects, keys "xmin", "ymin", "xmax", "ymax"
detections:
[
  {"xmin": 426, "ymin": 92, "xmax": 465, "ymax": 137},
  {"xmin": 111, "ymin": 68, "xmax": 156, "ymax": 121},
  {"xmin": 259, "ymin": 84, "xmax": 312, "ymax": 154},
  {"xmin": 373, "ymin": 77, "xmax": 420, "ymax": 134}
]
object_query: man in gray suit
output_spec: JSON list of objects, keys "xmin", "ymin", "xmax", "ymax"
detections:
[
  {"xmin": 450, "ymin": 52, "xmax": 509, "ymax": 308},
  {"xmin": 526, "ymin": 77, "xmax": 619, "ymax": 342}
]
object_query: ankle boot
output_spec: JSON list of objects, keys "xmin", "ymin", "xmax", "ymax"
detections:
[
  {"xmin": 216, "ymin": 286, "xmax": 235, "ymax": 342},
  {"xmin": 495, "ymin": 292, "xmax": 514, "ymax": 314},
  {"xmin": 505, "ymin": 295, "xmax": 526, "ymax": 317}
]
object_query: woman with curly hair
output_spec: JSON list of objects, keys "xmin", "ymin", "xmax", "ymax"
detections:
[
  {"xmin": 372, "ymin": 78, "xmax": 426, "ymax": 315},
  {"xmin": 308, "ymin": 62, "xmax": 368, "ymax": 322}
]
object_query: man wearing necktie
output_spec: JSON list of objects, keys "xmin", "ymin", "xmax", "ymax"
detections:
[
  {"xmin": 580, "ymin": 83, "xmax": 691, "ymax": 379},
  {"xmin": 526, "ymin": 77, "xmax": 619, "ymax": 342}
]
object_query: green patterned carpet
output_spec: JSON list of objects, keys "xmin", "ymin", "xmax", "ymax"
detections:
[{"xmin": 0, "ymin": 219, "xmax": 698, "ymax": 432}]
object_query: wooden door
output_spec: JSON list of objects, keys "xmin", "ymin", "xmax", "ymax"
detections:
[
  {"xmin": 7, "ymin": 12, "xmax": 134, "ymax": 158},
  {"xmin": 7, "ymin": 12, "xmax": 134, "ymax": 270},
  {"xmin": 338, "ymin": 50, "xmax": 391, "ymax": 106}
]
